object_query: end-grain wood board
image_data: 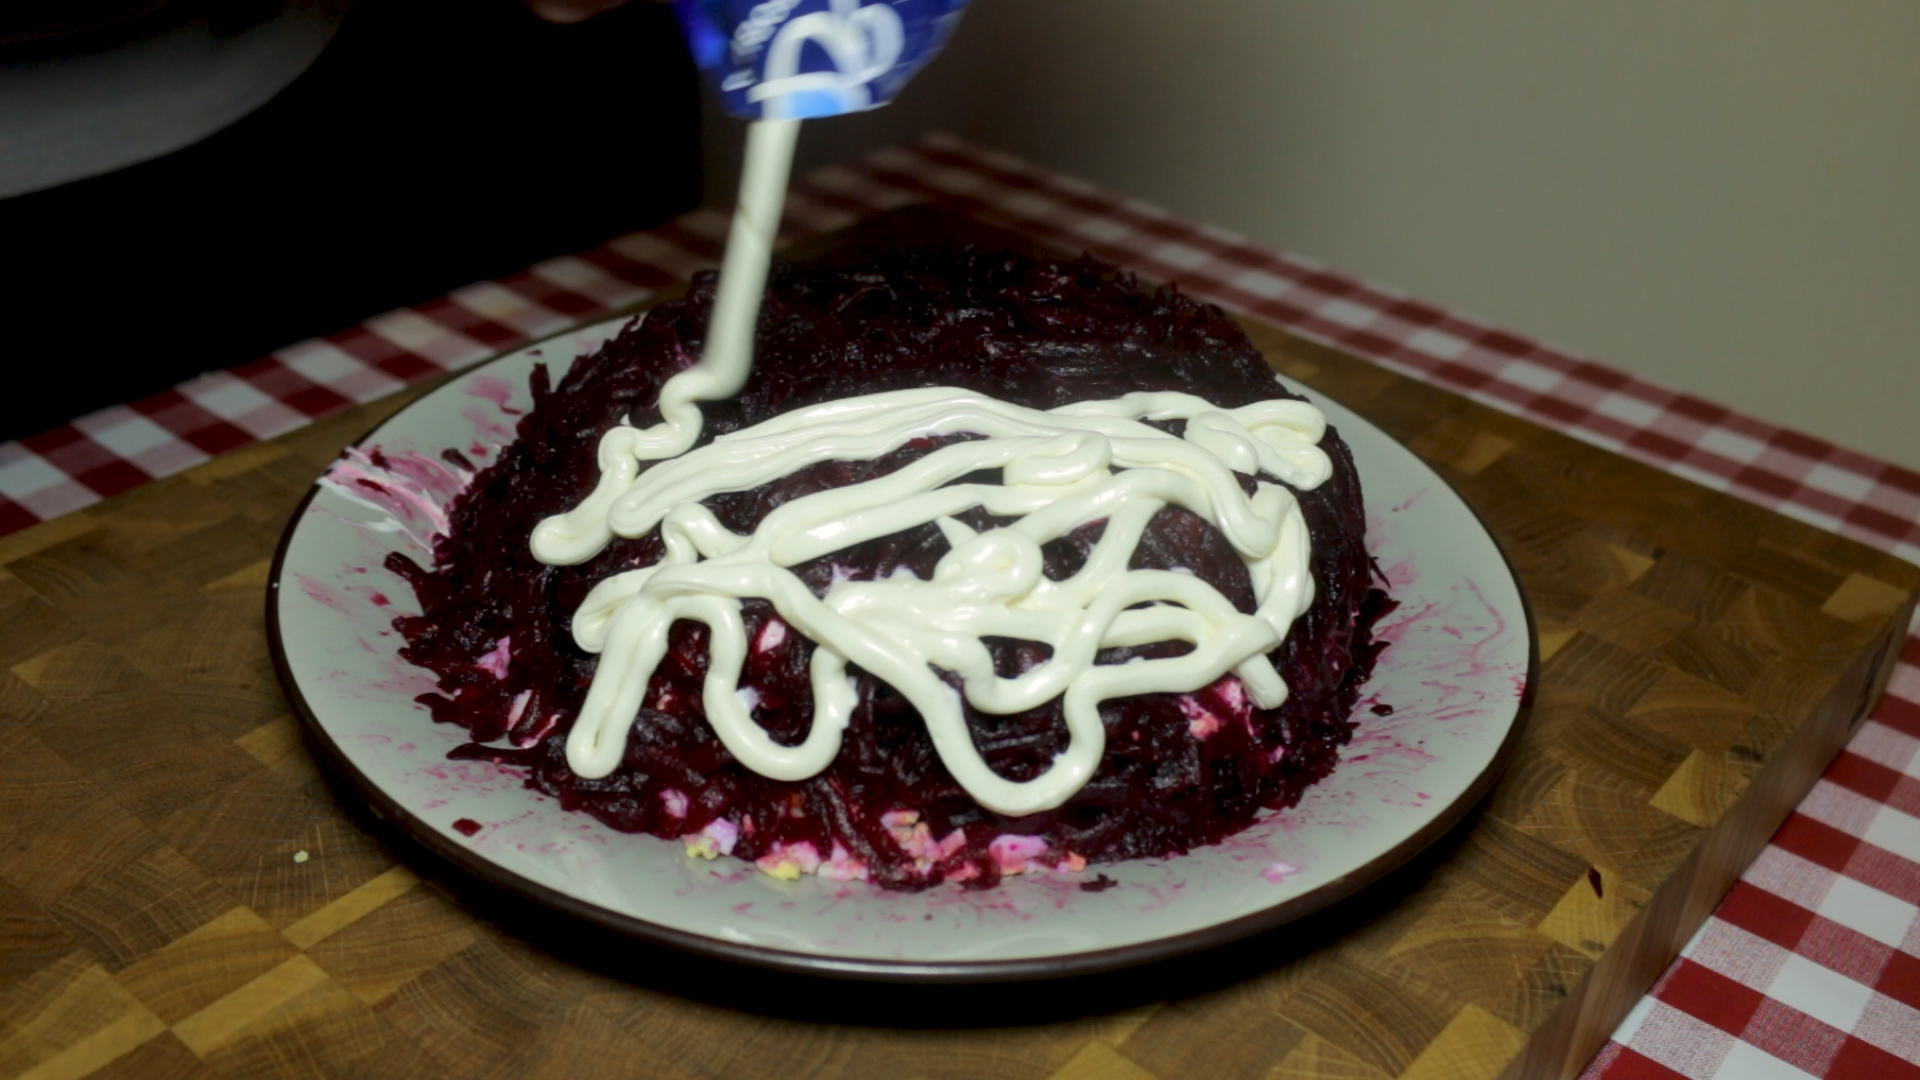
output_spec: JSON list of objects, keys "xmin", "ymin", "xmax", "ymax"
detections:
[{"xmin": 2, "ymin": 211, "xmax": 1915, "ymax": 1080}]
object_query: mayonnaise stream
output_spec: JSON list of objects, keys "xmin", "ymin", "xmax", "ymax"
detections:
[{"xmin": 521, "ymin": 119, "xmax": 1336, "ymax": 817}]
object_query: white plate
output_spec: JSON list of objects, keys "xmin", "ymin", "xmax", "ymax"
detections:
[{"xmin": 268, "ymin": 315, "xmax": 1534, "ymax": 981}]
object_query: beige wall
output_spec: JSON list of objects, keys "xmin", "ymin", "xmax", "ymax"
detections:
[{"xmin": 709, "ymin": 1, "xmax": 1920, "ymax": 471}]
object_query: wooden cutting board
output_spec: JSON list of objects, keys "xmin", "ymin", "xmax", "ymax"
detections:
[{"xmin": 2, "ymin": 210, "xmax": 1915, "ymax": 1080}]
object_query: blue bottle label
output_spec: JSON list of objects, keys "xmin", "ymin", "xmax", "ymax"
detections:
[{"xmin": 676, "ymin": 0, "xmax": 970, "ymax": 120}]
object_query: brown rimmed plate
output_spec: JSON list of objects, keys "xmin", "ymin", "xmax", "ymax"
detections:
[{"xmin": 267, "ymin": 310, "xmax": 1534, "ymax": 983}]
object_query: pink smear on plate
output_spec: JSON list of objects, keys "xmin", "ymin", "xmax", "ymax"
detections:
[
  {"xmin": 320, "ymin": 447, "xmax": 468, "ymax": 550},
  {"xmin": 466, "ymin": 375, "xmax": 525, "ymax": 414},
  {"xmin": 460, "ymin": 406, "xmax": 516, "ymax": 446}
]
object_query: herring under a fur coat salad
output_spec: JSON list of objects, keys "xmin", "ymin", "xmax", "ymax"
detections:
[{"xmin": 382, "ymin": 240, "xmax": 1393, "ymax": 891}]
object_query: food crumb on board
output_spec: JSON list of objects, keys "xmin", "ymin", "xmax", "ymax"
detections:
[{"xmin": 293, "ymin": 850, "xmax": 310, "ymax": 864}]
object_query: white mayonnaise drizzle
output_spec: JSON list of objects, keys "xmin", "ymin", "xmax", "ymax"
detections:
[
  {"xmin": 532, "ymin": 386, "xmax": 1332, "ymax": 816},
  {"xmin": 519, "ymin": 117, "xmax": 1335, "ymax": 817}
]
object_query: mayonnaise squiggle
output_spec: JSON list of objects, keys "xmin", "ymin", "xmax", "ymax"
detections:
[{"xmin": 531, "ymin": 384, "xmax": 1332, "ymax": 816}]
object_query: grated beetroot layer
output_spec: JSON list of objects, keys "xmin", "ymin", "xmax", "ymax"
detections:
[{"xmin": 387, "ymin": 247, "xmax": 1391, "ymax": 891}]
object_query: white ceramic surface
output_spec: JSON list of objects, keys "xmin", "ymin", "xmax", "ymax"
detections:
[{"xmin": 269, "ymin": 314, "xmax": 1533, "ymax": 978}]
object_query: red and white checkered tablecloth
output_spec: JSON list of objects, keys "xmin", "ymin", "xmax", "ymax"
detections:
[{"xmin": 3, "ymin": 133, "xmax": 1914, "ymax": 1079}]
